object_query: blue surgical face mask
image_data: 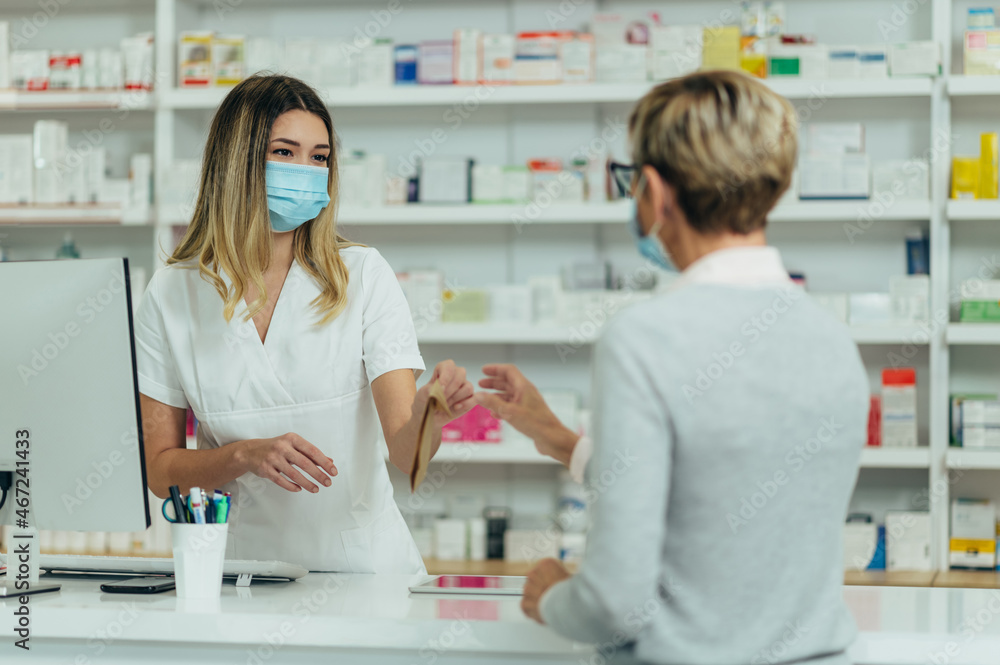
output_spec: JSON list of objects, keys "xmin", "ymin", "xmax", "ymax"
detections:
[
  {"xmin": 628, "ymin": 176, "xmax": 677, "ymax": 273},
  {"xmin": 264, "ymin": 161, "xmax": 331, "ymax": 233}
]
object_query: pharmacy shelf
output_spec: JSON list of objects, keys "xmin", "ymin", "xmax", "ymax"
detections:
[
  {"xmin": 947, "ymin": 200, "xmax": 1000, "ymax": 221},
  {"xmin": 0, "ymin": 205, "xmax": 151, "ymax": 226},
  {"xmin": 148, "ymin": 200, "xmax": 925, "ymax": 229},
  {"xmin": 946, "ymin": 324, "xmax": 1000, "ymax": 345},
  {"xmin": 947, "ymin": 76, "xmax": 1000, "ymax": 97},
  {"xmin": 417, "ymin": 323, "xmax": 935, "ymax": 346},
  {"xmin": 946, "ymin": 448, "xmax": 1000, "ymax": 470},
  {"xmin": 159, "ymin": 78, "xmax": 934, "ymax": 111},
  {"xmin": 0, "ymin": 90, "xmax": 154, "ymax": 111},
  {"xmin": 859, "ymin": 447, "xmax": 931, "ymax": 469}
]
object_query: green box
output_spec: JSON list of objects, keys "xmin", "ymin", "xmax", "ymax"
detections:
[
  {"xmin": 768, "ymin": 57, "xmax": 800, "ymax": 77},
  {"xmin": 441, "ymin": 289, "xmax": 489, "ymax": 323},
  {"xmin": 960, "ymin": 300, "xmax": 1000, "ymax": 322}
]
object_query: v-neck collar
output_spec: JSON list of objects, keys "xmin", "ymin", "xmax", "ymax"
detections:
[{"xmin": 222, "ymin": 258, "xmax": 299, "ymax": 350}]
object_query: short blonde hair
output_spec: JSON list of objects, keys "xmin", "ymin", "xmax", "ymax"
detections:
[
  {"xmin": 628, "ymin": 70, "xmax": 798, "ymax": 235},
  {"xmin": 169, "ymin": 75, "xmax": 360, "ymax": 325}
]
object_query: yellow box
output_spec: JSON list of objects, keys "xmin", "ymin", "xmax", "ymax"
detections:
[
  {"xmin": 981, "ymin": 133, "xmax": 999, "ymax": 199},
  {"xmin": 702, "ymin": 26, "xmax": 741, "ymax": 71},
  {"xmin": 739, "ymin": 39, "xmax": 767, "ymax": 79},
  {"xmin": 952, "ymin": 157, "xmax": 981, "ymax": 200},
  {"xmin": 179, "ymin": 31, "xmax": 214, "ymax": 88},
  {"xmin": 213, "ymin": 35, "xmax": 245, "ymax": 87},
  {"xmin": 441, "ymin": 289, "xmax": 489, "ymax": 323}
]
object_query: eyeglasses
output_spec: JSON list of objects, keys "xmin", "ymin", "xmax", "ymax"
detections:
[{"xmin": 609, "ymin": 161, "xmax": 637, "ymax": 199}]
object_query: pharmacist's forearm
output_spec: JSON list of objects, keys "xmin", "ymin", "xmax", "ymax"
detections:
[
  {"xmin": 386, "ymin": 413, "xmax": 440, "ymax": 475},
  {"xmin": 147, "ymin": 442, "xmax": 249, "ymax": 498}
]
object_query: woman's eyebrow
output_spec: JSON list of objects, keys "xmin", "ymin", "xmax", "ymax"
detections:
[{"xmin": 270, "ymin": 137, "xmax": 330, "ymax": 150}]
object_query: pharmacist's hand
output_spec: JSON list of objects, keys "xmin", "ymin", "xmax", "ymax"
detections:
[
  {"xmin": 414, "ymin": 360, "xmax": 476, "ymax": 429},
  {"xmin": 474, "ymin": 364, "xmax": 578, "ymax": 467},
  {"xmin": 237, "ymin": 433, "xmax": 337, "ymax": 493},
  {"xmin": 522, "ymin": 558, "xmax": 571, "ymax": 624}
]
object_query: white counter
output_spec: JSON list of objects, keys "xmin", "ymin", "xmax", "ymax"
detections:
[{"xmin": 0, "ymin": 575, "xmax": 999, "ymax": 664}]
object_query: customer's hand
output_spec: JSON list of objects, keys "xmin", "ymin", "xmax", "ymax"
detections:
[
  {"xmin": 474, "ymin": 364, "xmax": 579, "ymax": 466},
  {"xmin": 413, "ymin": 359, "xmax": 475, "ymax": 429},
  {"xmin": 521, "ymin": 558, "xmax": 572, "ymax": 624}
]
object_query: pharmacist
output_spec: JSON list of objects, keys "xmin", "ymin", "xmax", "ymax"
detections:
[
  {"xmin": 475, "ymin": 71, "xmax": 869, "ymax": 665},
  {"xmin": 134, "ymin": 74, "xmax": 474, "ymax": 573}
]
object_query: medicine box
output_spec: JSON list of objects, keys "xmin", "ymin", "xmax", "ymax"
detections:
[
  {"xmin": 357, "ymin": 39, "xmax": 393, "ymax": 87},
  {"xmin": 801, "ymin": 123, "xmax": 865, "ymax": 156},
  {"xmin": 420, "ymin": 157, "xmax": 472, "ymax": 204},
  {"xmin": 959, "ymin": 279, "xmax": 1000, "ymax": 322},
  {"xmin": 888, "ymin": 41, "xmax": 941, "ymax": 77},
  {"xmin": 648, "ymin": 25, "xmax": 701, "ymax": 80},
  {"xmin": 560, "ymin": 34, "xmax": 594, "ymax": 83},
  {"xmin": 212, "ymin": 35, "xmax": 244, "ymax": 87},
  {"xmin": 472, "ymin": 165, "xmax": 506, "ymax": 204},
  {"xmin": 316, "ymin": 42, "xmax": 355, "ymax": 88},
  {"xmin": 965, "ymin": 30, "xmax": 1000, "ymax": 75},
  {"xmin": 798, "ymin": 155, "xmax": 870, "ymax": 200},
  {"xmin": 596, "ymin": 44, "xmax": 646, "ymax": 83},
  {"xmin": 702, "ymin": 25, "xmax": 741, "ymax": 71},
  {"xmin": 843, "ymin": 522, "xmax": 879, "ymax": 571},
  {"xmin": 418, "ymin": 41, "xmax": 454, "ymax": 85},
  {"xmin": 441, "ymin": 289, "xmax": 489, "ymax": 323},
  {"xmin": 12, "ymin": 50, "xmax": 50, "ymax": 90},
  {"xmin": 453, "ymin": 29, "xmax": 481, "ymax": 84},
  {"xmin": 245, "ymin": 37, "xmax": 281, "ymax": 78},
  {"xmin": 858, "ymin": 46, "xmax": 888, "ymax": 78},
  {"xmin": 886, "ymin": 511, "xmax": 932, "ymax": 572},
  {"xmin": 950, "ymin": 499, "xmax": 997, "ymax": 569},
  {"xmin": 951, "ymin": 393, "xmax": 998, "ymax": 446},
  {"xmin": 0, "ymin": 134, "xmax": 34, "ymax": 204},
  {"xmin": 828, "ymin": 46, "xmax": 859, "ymax": 78},
  {"xmin": 489, "ymin": 284, "xmax": 533, "ymax": 324},
  {"xmin": 881, "ymin": 367, "xmax": 917, "ymax": 448},
  {"xmin": 889, "ymin": 275, "xmax": 929, "ymax": 324},
  {"xmin": 179, "ymin": 32, "xmax": 214, "ymax": 87},
  {"xmin": 480, "ymin": 34, "xmax": 514, "ymax": 83},
  {"xmin": 397, "ymin": 270, "xmax": 443, "ymax": 324},
  {"xmin": 515, "ymin": 32, "xmax": 566, "ymax": 84},
  {"xmin": 394, "ymin": 45, "xmax": 418, "ymax": 84},
  {"xmin": 960, "ymin": 400, "xmax": 1000, "ymax": 448},
  {"xmin": 502, "ymin": 166, "xmax": 532, "ymax": 203}
]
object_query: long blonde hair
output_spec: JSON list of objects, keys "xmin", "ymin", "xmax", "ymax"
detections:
[{"xmin": 169, "ymin": 74, "xmax": 359, "ymax": 324}]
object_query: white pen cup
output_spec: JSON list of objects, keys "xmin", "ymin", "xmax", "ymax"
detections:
[{"xmin": 171, "ymin": 523, "xmax": 228, "ymax": 599}]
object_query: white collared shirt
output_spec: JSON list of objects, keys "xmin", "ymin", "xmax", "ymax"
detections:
[{"xmin": 566, "ymin": 245, "xmax": 792, "ymax": 482}]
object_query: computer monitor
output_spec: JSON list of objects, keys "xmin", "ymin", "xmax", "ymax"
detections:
[{"xmin": 0, "ymin": 258, "xmax": 150, "ymax": 533}]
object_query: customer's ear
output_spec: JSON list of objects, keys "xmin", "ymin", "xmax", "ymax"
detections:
[{"xmin": 640, "ymin": 165, "xmax": 677, "ymax": 224}]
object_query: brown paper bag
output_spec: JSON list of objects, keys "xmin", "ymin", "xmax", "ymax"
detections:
[{"xmin": 410, "ymin": 380, "xmax": 453, "ymax": 492}]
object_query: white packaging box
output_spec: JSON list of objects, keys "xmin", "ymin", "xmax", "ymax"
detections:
[
  {"xmin": 873, "ymin": 159, "xmax": 929, "ymax": 200},
  {"xmin": 245, "ymin": 37, "xmax": 282, "ymax": 77},
  {"xmin": 418, "ymin": 41, "xmax": 454, "ymax": 84},
  {"xmin": 472, "ymin": 164, "xmax": 505, "ymax": 203},
  {"xmin": 12, "ymin": 50, "xmax": 50, "ymax": 90},
  {"xmin": 0, "ymin": 134, "xmax": 34, "ymax": 204},
  {"xmin": 960, "ymin": 279, "xmax": 1000, "ymax": 301},
  {"xmin": 81, "ymin": 49, "xmax": 99, "ymax": 89},
  {"xmin": 433, "ymin": 518, "xmax": 468, "ymax": 561},
  {"xmin": 828, "ymin": 46, "xmax": 859, "ymax": 78},
  {"xmin": 489, "ymin": 284, "xmax": 533, "ymax": 324},
  {"xmin": 317, "ymin": 42, "xmax": 355, "ymax": 88},
  {"xmin": 502, "ymin": 166, "xmax": 531, "ymax": 203},
  {"xmin": 51, "ymin": 51, "xmax": 83, "ymax": 90},
  {"xmin": 514, "ymin": 33, "xmax": 562, "ymax": 84},
  {"xmin": 649, "ymin": 25, "xmax": 702, "ymax": 80},
  {"xmin": 811, "ymin": 293, "xmax": 849, "ymax": 323},
  {"xmin": 889, "ymin": 275, "xmax": 929, "ymax": 324},
  {"xmin": 339, "ymin": 152, "xmax": 368, "ymax": 207},
  {"xmin": 98, "ymin": 48, "xmax": 123, "ymax": 89},
  {"xmin": 83, "ymin": 147, "xmax": 106, "ymax": 204},
  {"xmin": 122, "ymin": 33, "xmax": 154, "ymax": 90},
  {"xmin": 596, "ymin": 44, "xmax": 647, "ymax": 83},
  {"xmin": 961, "ymin": 400, "xmax": 1000, "ymax": 448},
  {"xmin": 468, "ymin": 518, "xmax": 487, "ymax": 561},
  {"xmin": 888, "ymin": 41, "xmax": 940, "ymax": 77},
  {"xmin": 533, "ymin": 169, "xmax": 584, "ymax": 204},
  {"xmin": 33, "ymin": 120, "xmax": 68, "ymax": 203},
  {"xmin": 886, "ymin": 511, "xmax": 932, "ymax": 572},
  {"xmin": 798, "ymin": 155, "xmax": 870, "ymax": 200},
  {"xmin": 454, "ymin": 28, "xmax": 481, "ymax": 84},
  {"xmin": 771, "ymin": 43, "xmax": 829, "ymax": 78},
  {"xmin": 385, "ymin": 176, "xmax": 408, "ymax": 205},
  {"xmin": 364, "ymin": 153, "xmax": 386, "ymax": 207},
  {"xmin": 504, "ymin": 529, "xmax": 559, "ymax": 562},
  {"xmin": 801, "ymin": 122, "xmax": 865, "ymax": 155},
  {"xmin": 420, "ymin": 157, "xmax": 471, "ymax": 204},
  {"xmin": 858, "ymin": 46, "xmax": 889, "ymax": 77},
  {"xmin": 283, "ymin": 38, "xmax": 321, "ymax": 87},
  {"xmin": 0, "ymin": 21, "xmax": 8, "ymax": 89},
  {"xmin": 397, "ymin": 269, "xmax": 443, "ymax": 323},
  {"xmin": 849, "ymin": 292, "xmax": 891, "ymax": 325},
  {"xmin": 560, "ymin": 36, "xmax": 594, "ymax": 83},
  {"xmin": 529, "ymin": 275, "xmax": 561, "ymax": 325},
  {"xmin": 480, "ymin": 34, "xmax": 514, "ymax": 83},
  {"xmin": 129, "ymin": 153, "xmax": 153, "ymax": 221},
  {"xmin": 950, "ymin": 500, "xmax": 997, "ymax": 569},
  {"xmin": 590, "ymin": 13, "xmax": 627, "ymax": 45},
  {"xmin": 882, "ymin": 371, "xmax": 917, "ymax": 448},
  {"xmin": 66, "ymin": 158, "xmax": 88, "ymax": 204},
  {"xmin": 843, "ymin": 522, "xmax": 878, "ymax": 570},
  {"xmin": 357, "ymin": 39, "xmax": 393, "ymax": 87}
]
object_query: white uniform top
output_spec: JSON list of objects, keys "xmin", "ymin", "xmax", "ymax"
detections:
[{"xmin": 133, "ymin": 246, "xmax": 427, "ymax": 573}]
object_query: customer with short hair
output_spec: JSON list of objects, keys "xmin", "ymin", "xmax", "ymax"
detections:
[{"xmin": 475, "ymin": 70, "xmax": 869, "ymax": 665}]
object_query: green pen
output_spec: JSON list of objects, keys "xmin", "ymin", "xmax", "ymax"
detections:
[{"xmin": 214, "ymin": 490, "xmax": 226, "ymax": 524}]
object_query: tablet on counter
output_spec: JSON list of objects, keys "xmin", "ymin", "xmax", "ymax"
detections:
[{"xmin": 408, "ymin": 575, "xmax": 526, "ymax": 596}]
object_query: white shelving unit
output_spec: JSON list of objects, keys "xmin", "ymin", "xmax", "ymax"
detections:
[{"xmin": 6, "ymin": 0, "xmax": 991, "ymax": 572}]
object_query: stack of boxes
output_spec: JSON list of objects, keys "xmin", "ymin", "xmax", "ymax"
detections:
[{"xmin": 951, "ymin": 133, "xmax": 1000, "ymax": 200}]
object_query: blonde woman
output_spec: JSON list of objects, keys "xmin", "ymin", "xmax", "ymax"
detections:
[
  {"xmin": 135, "ymin": 74, "xmax": 474, "ymax": 573},
  {"xmin": 480, "ymin": 71, "xmax": 869, "ymax": 664}
]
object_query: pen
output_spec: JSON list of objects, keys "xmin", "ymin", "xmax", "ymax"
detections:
[
  {"xmin": 205, "ymin": 495, "xmax": 215, "ymax": 523},
  {"xmin": 190, "ymin": 487, "xmax": 206, "ymax": 524},
  {"xmin": 214, "ymin": 490, "xmax": 226, "ymax": 524},
  {"xmin": 168, "ymin": 485, "xmax": 188, "ymax": 524},
  {"xmin": 220, "ymin": 494, "xmax": 231, "ymax": 524}
]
